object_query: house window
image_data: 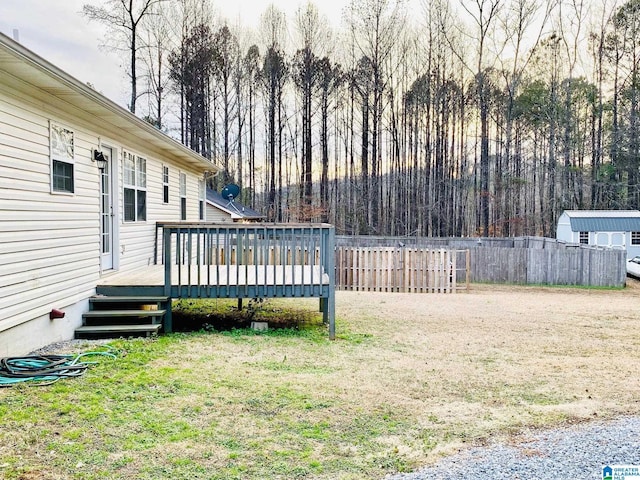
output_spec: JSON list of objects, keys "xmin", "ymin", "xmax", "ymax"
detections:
[
  {"xmin": 123, "ymin": 150, "xmax": 146, "ymax": 222},
  {"xmin": 179, "ymin": 172, "xmax": 187, "ymax": 220},
  {"xmin": 579, "ymin": 232, "xmax": 588, "ymax": 244},
  {"xmin": 632, "ymin": 232, "xmax": 640, "ymax": 245},
  {"xmin": 53, "ymin": 160, "xmax": 74, "ymax": 193},
  {"xmin": 199, "ymin": 180, "xmax": 205, "ymax": 220},
  {"xmin": 162, "ymin": 166, "xmax": 169, "ymax": 204},
  {"xmin": 50, "ymin": 123, "xmax": 74, "ymax": 194}
]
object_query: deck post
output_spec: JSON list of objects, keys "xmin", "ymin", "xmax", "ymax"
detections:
[
  {"xmin": 323, "ymin": 225, "xmax": 336, "ymax": 340},
  {"xmin": 163, "ymin": 299, "xmax": 172, "ymax": 335},
  {"xmin": 163, "ymin": 226, "xmax": 173, "ymax": 333}
]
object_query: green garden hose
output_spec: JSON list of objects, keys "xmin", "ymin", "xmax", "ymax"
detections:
[{"xmin": 0, "ymin": 348, "xmax": 117, "ymax": 387}]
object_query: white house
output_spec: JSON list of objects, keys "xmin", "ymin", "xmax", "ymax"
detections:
[
  {"xmin": 556, "ymin": 210, "xmax": 640, "ymax": 258},
  {"xmin": 0, "ymin": 33, "xmax": 220, "ymax": 356}
]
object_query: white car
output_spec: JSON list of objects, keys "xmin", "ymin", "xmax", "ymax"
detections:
[{"xmin": 627, "ymin": 256, "xmax": 640, "ymax": 278}]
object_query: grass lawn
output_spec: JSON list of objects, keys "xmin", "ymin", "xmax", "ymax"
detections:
[{"xmin": 2, "ymin": 285, "xmax": 640, "ymax": 479}]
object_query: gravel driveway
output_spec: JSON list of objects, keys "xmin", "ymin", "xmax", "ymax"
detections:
[{"xmin": 386, "ymin": 416, "xmax": 640, "ymax": 479}]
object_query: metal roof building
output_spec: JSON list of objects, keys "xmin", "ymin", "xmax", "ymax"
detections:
[
  {"xmin": 561, "ymin": 210, "xmax": 640, "ymax": 231},
  {"xmin": 557, "ymin": 210, "xmax": 640, "ymax": 258}
]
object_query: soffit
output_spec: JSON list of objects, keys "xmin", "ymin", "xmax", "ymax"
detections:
[{"xmin": 0, "ymin": 33, "xmax": 219, "ymax": 175}]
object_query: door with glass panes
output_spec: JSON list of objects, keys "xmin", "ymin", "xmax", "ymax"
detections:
[{"xmin": 99, "ymin": 146, "xmax": 115, "ymax": 270}]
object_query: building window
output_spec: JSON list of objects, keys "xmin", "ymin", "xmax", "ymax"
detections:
[
  {"xmin": 52, "ymin": 160, "xmax": 74, "ymax": 193},
  {"xmin": 579, "ymin": 232, "xmax": 588, "ymax": 244},
  {"xmin": 179, "ymin": 172, "xmax": 187, "ymax": 220},
  {"xmin": 123, "ymin": 150, "xmax": 146, "ymax": 222},
  {"xmin": 596, "ymin": 232, "xmax": 608, "ymax": 245},
  {"xmin": 162, "ymin": 166, "xmax": 169, "ymax": 204},
  {"xmin": 50, "ymin": 123, "xmax": 74, "ymax": 194},
  {"xmin": 612, "ymin": 232, "xmax": 624, "ymax": 247},
  {"xmin": 632, "ymin": 232, "xmax": 640, "ymax": 245},
  {"xmin": 199, "ymin": 180, "xmax": 205, "ymax": 220}
]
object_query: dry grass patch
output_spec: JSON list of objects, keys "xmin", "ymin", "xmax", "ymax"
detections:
[{"xmin": 2, "ymin": 284, "xmax": 640, "ymax": 479}]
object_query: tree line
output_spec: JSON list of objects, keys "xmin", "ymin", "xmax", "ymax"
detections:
[{"xmin": 83, "ymin": 0, "xmax": 640, "ymax": 237}]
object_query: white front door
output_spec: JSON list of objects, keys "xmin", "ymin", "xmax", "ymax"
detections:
[{"xmin": 100, "ymin": 146, "xmax": 115, "ymax": 270}]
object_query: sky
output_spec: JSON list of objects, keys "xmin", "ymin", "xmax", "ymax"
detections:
[{"xmin": 0, "ymin": 0, "xmax": 350, "ymax": 108}]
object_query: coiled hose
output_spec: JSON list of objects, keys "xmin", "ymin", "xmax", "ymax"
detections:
[{"xmin": 0, "ymin": 348, "xmax": 117, "ymax": 387}]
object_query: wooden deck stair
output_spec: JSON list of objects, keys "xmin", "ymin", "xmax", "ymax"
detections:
[{"xmin": 75, "ymin": 295, "xmax": 169, "ymax": 338}]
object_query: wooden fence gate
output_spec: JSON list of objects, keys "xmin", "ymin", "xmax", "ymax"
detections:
[{"xmin": 335, "ymin": 247, "xmax": 469, "ymax": 293}]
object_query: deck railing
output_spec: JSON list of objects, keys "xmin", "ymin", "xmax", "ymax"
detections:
[{"xmin": 157, "ymin": 222, "xmax": 336, "ymax": 338}]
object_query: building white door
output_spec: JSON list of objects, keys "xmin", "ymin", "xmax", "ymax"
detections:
[{"xmin": 100, "ymin": 146, "xmax": 115, "ymax": 271}]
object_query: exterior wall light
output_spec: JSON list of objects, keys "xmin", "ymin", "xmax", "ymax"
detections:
[{"xmin": 93, "ymin": 150, "xmax": 107, "ymax": 170}]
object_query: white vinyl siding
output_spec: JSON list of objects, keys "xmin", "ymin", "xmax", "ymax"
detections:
[
  {"xmin": 0, "ymin": 87, "xmax": 99, "ymax": 335},
  {"xmin": 206, "ymin": 203, "xmax": 233, "ymax": 222},
  {"xmin": 0, "ymin": 67, "xmax": 211, "ymax": 352},
  {"xmin": 185, "ymin": 174, "xmax": 201, "ymax": 219}
]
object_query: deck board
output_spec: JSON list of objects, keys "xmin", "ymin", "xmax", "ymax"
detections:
[{"xmin": 99, "ymin": 265, "xmax": 330, "ymax": 287}]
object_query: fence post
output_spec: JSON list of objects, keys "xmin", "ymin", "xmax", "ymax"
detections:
[{"xmin": 466, "ymin": 249, "xmax": 471, "ymax": 290}]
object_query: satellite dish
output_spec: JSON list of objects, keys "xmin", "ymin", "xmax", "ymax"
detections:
[{"xmin": 221, "ymin": 183, "xmax": 240, "ymax": 201}]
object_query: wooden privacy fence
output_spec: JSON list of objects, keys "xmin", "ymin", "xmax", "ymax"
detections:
[
  {"xmin": 470, "ymin": 246, "xmax": 626, "ymax": 287},
  {"xmin": 336, "ymin": 235, "xmax": 627, "ymax": 287},
  {"xmin": 335, "ymin": 247, "xmax": 469, "ymax": 293}
]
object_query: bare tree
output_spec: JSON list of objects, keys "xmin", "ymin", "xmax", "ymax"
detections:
[
  {"xmin": 169, "ymin": 22, "xmax": 217, "ymax": 158},
  {"xmin": 317, "ymin": 58, "xmax": 342, "ymax": 223},
  {"xmin": 139, "ymin": 0, "xmax": 174, "ymax": 128},
  {"xmin": 458, "ymin": 0, "xmax": 503, "ymax": 235},
  {"xmin": 213, "ymin": 25, "xmax": 240, "ymax": 184},
  {"xmin": 292, "ymin": 2, "xmax": 331, "ymax": 220},
  {"xmin": 588, "ymin": 0, "xmax": 618, "ymax": 207},
  {"xmin": 244, "ymin": 44, "xmax": 261, "ymax": 205},
  {"xmin": 603, "ymin": 0, "xmax": 640, "ymax": 208},
  {"xmin": 345, "ymin": 0, "xmax": 405, "ymax": 232},
  {"xmin": 260, "ymin": 5, "xmax": 288, "ymax": 221},
  {"xmin": 496, "ymin": 0, "xmax": 555, "ymax": 234},
  {"xmin": 83, "ymin": 0, "xmax": 168, "ymax": 114}
]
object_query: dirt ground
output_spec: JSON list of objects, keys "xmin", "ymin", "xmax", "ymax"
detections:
[{"xmin": 332, "ymin": 280, "xmax": 640, "ymax": 459}]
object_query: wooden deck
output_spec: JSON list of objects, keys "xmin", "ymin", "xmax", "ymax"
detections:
[{"xmin": 98, "ymin": 222, "xmax": 336, "ymax": 339}]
